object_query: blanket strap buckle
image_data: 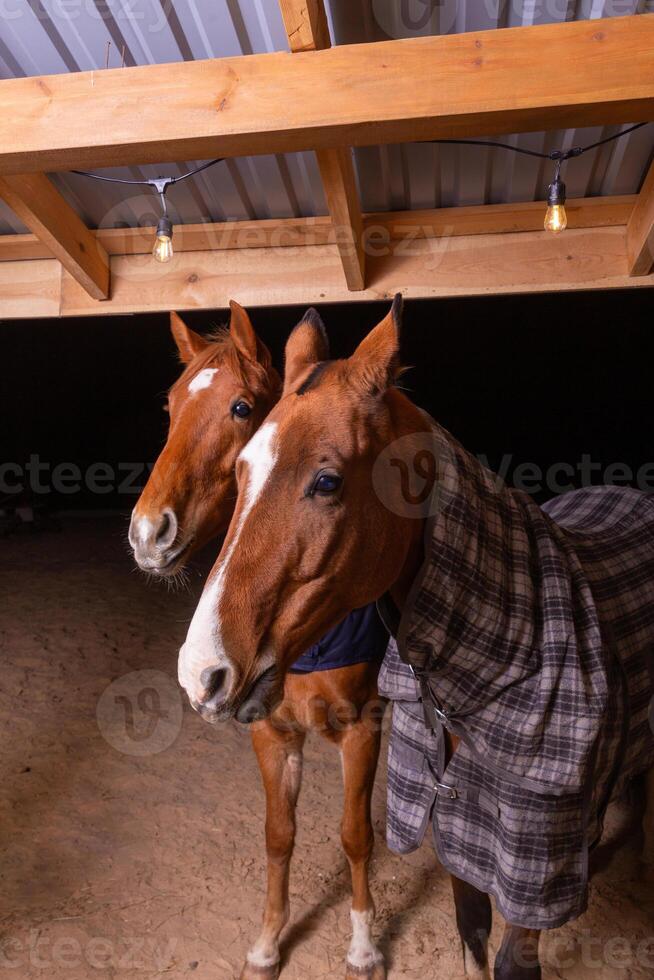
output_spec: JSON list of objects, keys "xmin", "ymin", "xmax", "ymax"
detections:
[
  {"xmin": 435, "ymin": 781, "xmax": 458, "ymax": 800},
  {"xmin": 411, "ymin": 666, "xmax": 451, "ymax": 732}
]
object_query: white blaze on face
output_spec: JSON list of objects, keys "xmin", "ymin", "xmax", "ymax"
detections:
[
  {"xmin": 188, "ymin": 367, "xmax": 218, "ymax": 395},
  {"xmin": 178, "ymin": 422, "xmax": 279, "ymax": 703}
]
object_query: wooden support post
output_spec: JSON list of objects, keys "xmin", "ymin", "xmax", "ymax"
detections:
[
  {"xmin": 279, "ymin": 0, "xmax": 365, "ymax": 290},
  {"xmin": 627, "ymin": 159, "xmax": 654, "ymax": 276}
]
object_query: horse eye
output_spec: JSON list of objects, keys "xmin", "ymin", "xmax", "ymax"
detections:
[
  {"xmin": 312, "ymin": 473, "xmax": 342, "ymax": 496},
  {"xmin": 232, "ymin": 400, "xmax": 252, "ymax": 419}
]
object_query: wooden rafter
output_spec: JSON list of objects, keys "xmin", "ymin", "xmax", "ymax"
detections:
[
  {"xmin": 279, "ymin": 0, "xmax": 330, "ymax": 53},
  {"xmin": 0, "ymin": 15, "xmax": 651, "ymax": 175},
  {"xmin": 627, "ymin": 159, "xmax": 654, "ymax": 276},
  {"xmin": 279, "ymin": 0, "xmax": 365, "ymax": 290},
  {"xmin": 0, "ymin": 196, "xmax": 637, "ymax": 264},
  {"xmin": 0, "ymin": 173, "xmax": 109, "ymax": 300},
  {"xmin": 1, "ymin": 226, "xmax": 651, "ymax": 320}
]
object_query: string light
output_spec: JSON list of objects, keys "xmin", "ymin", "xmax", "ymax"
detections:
[
  {"xmin": 70, "ymin": 124, "xmax": 650, "ymax": 256},
  {"xmin": 150, "ymin": 178, "xmax": 174, "ymax": 263},
  {"xmin": 71, "ymin": 158, "xmax": 224, "ymax": 262},
  {"xmin": 544, "ymin": 160, "xmax": 567, "ymax": 235},
  {"xmin": 424, "ymin": 123, "xmax": 649, "ymax": 235}
]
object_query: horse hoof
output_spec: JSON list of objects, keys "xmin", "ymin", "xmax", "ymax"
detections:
[
  {"xmin": 345, "ymin": 963, "xmax": 386, "ymax": 980},
  {"xmin": 239, "ymin": 961, "xmax": 280, "ymax": 980}
]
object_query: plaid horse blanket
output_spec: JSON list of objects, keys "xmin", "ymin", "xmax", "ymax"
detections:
[{"xmin": 378, "ymin": 421, "xmax": 654, "ymax": 929}]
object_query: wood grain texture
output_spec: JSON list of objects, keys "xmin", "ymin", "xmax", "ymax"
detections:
[
  {"xmin": 279, "ymin": 0, "xmax": 330, "ymax": 52},
  {"xmin": 2, "ymin": 227, "xmax": 651, "ymax": 319},
  {"xmin": 367, "ymin": 196, "xmax": 637, "ymax": 240},
  {"xmin": 0, "ymin": 173, "xmax": 109, "ymax": 299},
  {"xmin": 627, "ymin": 160, "xmax": 654, "ymax": 276},
  {"xmin": 0, "ymin": 15, "xmax": 651, "ymax": 174},
  {"xmin": 279, "ymin": 0, "xmax": 365, "ymax": 290},
  {"xmin": 0, "ymin": 258, "xmax": 61, "ymax": 318},
  {"xmin": 0, "ymin": 198, "xmax": 636, "ymax": 263}
]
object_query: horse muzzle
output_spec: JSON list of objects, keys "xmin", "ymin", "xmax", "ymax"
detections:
[
  {"xmin": 184, "ymin": 661, "xmax": 280, "ymax": 725},
  {"xmin": 129, "ymin": 508, "xmax": 192, "ymax": 576}
]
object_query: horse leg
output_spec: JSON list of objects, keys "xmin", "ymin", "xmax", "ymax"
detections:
[
  {"xmin": 641, "ymin": 765, "xmax": 654, "ymax": 880},
  {"xmin": 494, "ymin": 925, "xmax": 541, "ymax": 980},
  {"xmin": 338, "ymin": 723, "xmax": 385, "ymax": 980},
  {"xmin": 451, "ymin": 875, "xmax": 492, "ymax": 979},
  {"xmin": 240, "ymin": 722, "xmax": 306, "ymax": 980}
]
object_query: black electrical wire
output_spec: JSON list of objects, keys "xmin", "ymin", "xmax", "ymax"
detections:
[
  {"xmin": 423, "ymin": 121, "xmax": 648, "ymax": 162},
  {"xmin": 69, "ymin": 121, "xmax": 649, "ymax": 191},
  {"xmin": 71, "ymin": 157, "xmax": 225, "ymax": 185},
  {"xmin": 67, "ymin": 122, "xmax": 650, "ymax": 231}
]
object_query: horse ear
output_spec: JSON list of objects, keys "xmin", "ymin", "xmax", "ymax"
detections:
[
  {"xmin": 229, "ymin": 300, "xmax": 273, "ymax": 372},
  {"xmin": 348, "ymin": 294, "xmax": 403, "ymax": 395},
  {"xmin": 170, "ymin": 311, "xmax": 210, "ymax": 364},
  {"xmin": 229, "ymin": 300, "xmax": 257, "ymax": 362},
  {"xmin": 282, "ymin": 308, "xmax": 329, "ymax": 396}
]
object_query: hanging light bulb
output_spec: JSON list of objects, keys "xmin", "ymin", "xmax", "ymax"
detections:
[
  {"xmin": 544, "ymin": 166, "xmax": 567, "ymax": 235},
  {"xmin": 153, "ymin": 215, "xmax": 174, "ymax": 263}
]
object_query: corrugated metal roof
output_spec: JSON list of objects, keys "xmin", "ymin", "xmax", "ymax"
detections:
[{"xmin": 0, "ymin": 0, "xmax": 652, "ymax": 236}]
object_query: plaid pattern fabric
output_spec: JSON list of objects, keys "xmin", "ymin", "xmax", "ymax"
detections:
[{"xmin": 378, "ymin": 422, "xmax": 654, "ymax": 929}]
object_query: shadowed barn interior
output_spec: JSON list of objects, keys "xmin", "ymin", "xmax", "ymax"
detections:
[{"xmin": 1, "ymin": 288, "xmax": 654, "ymax": 978}]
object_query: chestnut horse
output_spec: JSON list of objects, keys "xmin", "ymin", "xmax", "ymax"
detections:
[
  {"xmin": 178, "ymin": 298, "xmax": 654, "ymax": 979},
  {"xmin": 129, "ymin": 304, "xmax": 387, "ymax": 980}
]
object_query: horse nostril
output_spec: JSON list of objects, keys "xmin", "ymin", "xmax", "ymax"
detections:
[
  {"xmin": 155, "ymin": 507, "xmax": 178, "ymax": 549},
  {"xmin": 200, "ymin": 666, "xmax": 228, "ymax": 704}
]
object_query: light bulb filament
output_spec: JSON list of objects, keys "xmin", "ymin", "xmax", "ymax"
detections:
[{"xmin": 544, "ymin": 204, "xmax": 567, "ymax": 235}]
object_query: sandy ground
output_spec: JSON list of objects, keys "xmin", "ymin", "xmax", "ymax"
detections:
[{"xmin": 1, "ymin": 515, "xmax": 653, "ymax": 979}]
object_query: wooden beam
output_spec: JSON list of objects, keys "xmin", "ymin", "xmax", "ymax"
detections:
[
  {"xmin": 0, "ymin": 15, "xmax": 652, "ymax": 175},
  {"xmin": 627, "ymin": 159, "xmax": 654, "ymax": 275},
  {"xmin": 315, "ymin": 148, "xmax": 364, "ymax": 288},
  {"xmin": 0, "ymin": 196, "xmax": 637, "ymax": 262},
  {"xmin": 0, "ymin": 173, "xmax": 109, "ymax": 299},
  {"xmin": 279, "ymin": 0, "xmax": 330, "ymax": 52},
  {"xmin": 279, "ymin": 0, "xmax": 365, "ymax": 290},
  {"xmin": 2, "ymin": 226, "xmax": 652, "ymax": 319},
  {"xmin": 0, "ymin": 258, "xmax": 61, "ymax": 319},
  {"xmin": 0, "ymin": 216, "xmax": 334, "ymax": 262},
  {"xmin": 366, "ymin": 195, "xmax": 637, "ymax": 241}
]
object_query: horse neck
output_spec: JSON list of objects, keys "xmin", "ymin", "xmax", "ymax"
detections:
[
  {"xmin": 383, "ymin": 388, "xmax": 516, "ymax": 616},
  {"xmin": 383, "ymin": 388, "xmax": 433, "ymax": 613}
]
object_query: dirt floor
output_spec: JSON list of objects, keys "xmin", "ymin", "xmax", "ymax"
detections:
[{"xmin": 1, "ymin": 515, "xmax": 654, "ymax": 979}]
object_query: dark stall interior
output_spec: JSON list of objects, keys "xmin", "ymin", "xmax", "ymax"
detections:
[{"xmin": 2, "ymin": 288, "xmax": 653, "ymax": 524}]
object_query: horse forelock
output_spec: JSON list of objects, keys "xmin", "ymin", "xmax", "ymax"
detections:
[{"xmin": 171, "ymin": 327, "xmax": 277, "ymax": 401}]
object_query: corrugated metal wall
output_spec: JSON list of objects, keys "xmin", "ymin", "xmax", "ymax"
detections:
[{"xmin": 0, "ymin": 0, "xmax": 652, "ymax": 236}]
